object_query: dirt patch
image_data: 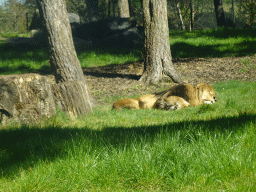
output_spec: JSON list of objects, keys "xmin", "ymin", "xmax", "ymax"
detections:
[{"xmin": 48, "ymin": 55, "xmax": 256, "ymax": 106}]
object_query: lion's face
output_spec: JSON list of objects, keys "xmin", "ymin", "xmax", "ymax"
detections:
[{"xmin": 201, "ymin": 88, "xmax": 217, "ymax": 104}]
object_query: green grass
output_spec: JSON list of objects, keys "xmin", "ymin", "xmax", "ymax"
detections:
[
  {"xmin": 1, "ymin": 27, "xmax": 256, "ymax": 75},
  {"xmin": 169, "ymin": 28, "xmax": 256, "ymax": 58},
  {"xmin": 0, "ymin": 81, "xmax": 256, "ymax": 191},
  {"xmin": 0, "ymin": 28, "xmax": 256, "ymax": 191}
]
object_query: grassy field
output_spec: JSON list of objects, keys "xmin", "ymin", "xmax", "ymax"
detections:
[
  {"xmin": 1, "ymin": 28, "xmax": 256, "ymax": 75},
  {"xmin": 0, "ymin": 28, "xmax": 256, "ymax": 191}
]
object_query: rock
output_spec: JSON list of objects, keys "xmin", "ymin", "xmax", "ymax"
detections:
[
  {"xmin": 95, "ymin": 26, "xmax": 143, "ymax": 48},
  {"xmin": 29, "ymin": 9, "xmax": 80, "ymax": 32},
  {"xmin": 68, "ymin": 13, "xmax": 80, "ymax": 24},
  {"xmin": 73, "ymin": 17, "xmax": 143, "ymax": 48},
  {"xmin": 74, "ymin": 17, "xmax": 137, "ymax": 41},
  {"xmin": 0, "ymin": 74, "xmax": 56, "ymax": 124},
  {"xmin": 6, "ymin": 30, "xmax": 48, "ymax": 49}
]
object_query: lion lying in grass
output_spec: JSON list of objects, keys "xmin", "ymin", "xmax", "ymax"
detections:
[{"xmin": 112, "ymin": 83, "xmax": 217, "ymax": 110}]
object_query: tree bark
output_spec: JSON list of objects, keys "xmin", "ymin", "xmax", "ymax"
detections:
[
  {"xmin": 0, "ymin": 74, "xmax": 56, "ymax": 124},
  {"xmin": 108, "ymin": 0, "xmax": 111, "ymax": 17},
  {"xmin": 232, "ymin": 0, "xmax": 235, "ymax": 25},
  {"xmin": 36, "ymin": 0, "xmax": 94, "ymax": 117},
  {"xmin": 118, "ymin": 0, "xmax": 130, "ymax": 18},
  {"xmin": 112, "ymin": 0, "xmax": 117, "ymax": 17},
  {"xmin": 214, "ymin": 0, "xmax": 226, "ymax": 27},
  {"xmin": 176, "ymin": 2, "xmax": 185, "ymax": 30},
  {"xmin": 85, "ymin": 0, "xmax": 99, "ymax": 22},
  {"xmin": 190, "ymin": 0, "xmax": 194, "ymax": 30},
  {"xmin": 140, "ymin": 0, "xmax": 183, "ymax": 85}
]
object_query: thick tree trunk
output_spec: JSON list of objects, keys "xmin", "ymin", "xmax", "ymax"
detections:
[
  {"xmin": 140, "ymin": 0, "xmax": 183, "ymax": 85},
  {"xmin": 214, "ymin": 0, "xmax": 226, "ymax": 27},
  {"xmin": 118, "ymin": 0, "xmax": 130, "ymax": 18},
  {"xmin": 36, "ymin": 0, "xmax": 94, "ymax": 117}
]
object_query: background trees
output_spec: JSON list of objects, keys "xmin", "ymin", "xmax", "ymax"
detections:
[
  {"xmin": 118, "ymin": 0, "xmax": 130, "ymax": 17},
  {"xmin": 1, "ymin": 0, "xmax": 256, "ymax": 33},
  {"xmin": 214, "ymin": 0, "xmax": 226, "ymax": 27}
]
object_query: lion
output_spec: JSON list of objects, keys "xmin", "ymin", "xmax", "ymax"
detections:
[
  {"xmin": 112, "ymin": 82, "xmax": 217, "ymax": 110},
  {"xmin": 157, "ymin": 82, "xmax": 217, "ymax": 109},
  {"xmin": 155, "ymin": 96, "xmax": 190, "ymax": 110},
  {"xmin": 112, "ymin": 94, "xmax": 157, "ymax": 110}
]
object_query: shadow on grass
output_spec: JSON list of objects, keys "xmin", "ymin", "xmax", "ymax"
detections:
[
  {"xmin": 171, "ymin": 40, "xmax": 256, "ymax": 58},
  {"xmin": 0, "ymin": 27, "xmax": 255, "ymax": 76},
  {"xmin": 0, "ymin": 111, "xmax": 255, "ymax": 178},
  {"xmin": 170, "ymin": 27, "xmax": 256, "ymax": 39},
  {"xmin": 0, "ymin": 42, "xmax": 142, "ymax": 75}
]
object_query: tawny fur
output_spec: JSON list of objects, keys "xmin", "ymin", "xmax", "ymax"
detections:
[
  {"xmin": 112, "ymin": 83, "xmax": 216, "ymax": 110},
  {"xmin": 155, "ymin": 96, "xmax": 190, "ymax": 110},
  {"xmin": 112, "ymin": 94, "xmax": 157, "ymax": 110},
  {"xmin": 160, "ymin": 82, "xmax": 216, "ymax": 107},
  {"xmin": 112, "ymin": 98, "xmax": 140, "ymax": 110}
]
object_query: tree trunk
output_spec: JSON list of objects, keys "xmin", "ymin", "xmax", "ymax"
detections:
[
  {"xmin": 232, "ymin": 0, "xmax": 235, "ymax": 25},
  {"xmin": 214, "ymin": 0, "xmax": 226, "ymax": 27},
  {"xmin": 112, "ymin": 0, "xmax": 117, "ymax": 17},
  {"xmin": 140, "ymin": 0, "xmax": 183, "ymax": 85},
  {"xmin": 118, "ymin": 0, "xmax": 130, "ymax": 18},
  {"xmin": 176, "ymin": 2, "xmax": 185, "ymax": 30},
  {"xmin": 190, "ymin": 0, "xmax": 194, "ymax": 30},
  {"xmin": 85, "ymin": 0, "xmax": 99, "ymax": 22},
  {"xmin": 36, "ymin": 0, "xmax": 94, "ymax": 117},
  {"xmin": 108, "ymin": 0, "xmax": 111, "ymax": 17}
]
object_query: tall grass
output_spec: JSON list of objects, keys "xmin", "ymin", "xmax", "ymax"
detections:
[{"xmin": 0, "ymin": 81, "xmax": 256, "ymax": 191}]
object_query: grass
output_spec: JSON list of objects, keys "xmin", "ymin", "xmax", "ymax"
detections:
[
  {"xmin": 0, "ymin": 28, "xmax": 256, "ymax": 191},
  {"xmin": 1, "ymin": 27, "xmax": 256, "ymax": 75},
  {"xmin": 170, "ymin": 28, "xmax": 256, "ymax": 58},
  {"xmin": 0, "ymin": 81, "xmax": 256, "ymax": 191}
]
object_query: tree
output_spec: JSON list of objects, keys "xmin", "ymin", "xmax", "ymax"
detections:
[
  {"xmin": 190, "ymin": 0, "xmax": 194, "ymax": 30},
  {"xmin": 118, "ymin": 0, "xmax": 130, "ymax": 17},
  {"xmin": 85, "ymin": 0, "xmax": 99, "ymax": 22},
  {"xmin": 176, "ymin": 1, "xmax": 185, "ymax": 30},
  {"xmin": 140, "ymin": 0, "xmax": 183, "ymax": 85},
  {"xmin": 36, "ymin": 0, "xmax": 94, "ymax": 117},
  {"xmin": 214, "ymin": 0, "xmax": 226, "ymax": 27}
]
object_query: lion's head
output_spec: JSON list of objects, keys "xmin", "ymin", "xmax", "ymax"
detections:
[{"xmin": 196, "ymin": 83, "xmax": 217, "ymax": 105}]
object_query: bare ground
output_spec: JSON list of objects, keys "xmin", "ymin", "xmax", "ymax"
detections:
[{"xmin": 80, "ymin": 55, "xmax": 256, "ymax": 105}]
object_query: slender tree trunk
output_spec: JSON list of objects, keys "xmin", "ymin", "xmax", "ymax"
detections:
[
  {"xmin": 85, "ymin": 0, "xmax": 99, "ymax": 22},
  {"xmin": 140, "ymin": 0, "xmax": 183, "ymax": 85},
  {"xmin": 214, "ymin": 0, "xmax": 226, "ymax": 27},
  {"xmin": 36, "ymin": 0, "xmax": 94, "ymax": 117},
  {"xmin": 176, "ymin": 2, "xmax": 185, "ymax": 30},
  {"xmin": 112, "ymin": 0, "xmax": 117, "ymax": 17},
  {"xmin": 108, "ymin": 0, "xmax": 111, "ymax": 17},
  {"xmin": 232, "ymin": 0, "xmax": 235, "ymax": 24},
  {"xmin": 118, "ymin": 0, "xmax": 130, "ymax": 18},
  {"xmin": 190, "ymin": 0, "xmax": 194, "ymax": 30}
]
